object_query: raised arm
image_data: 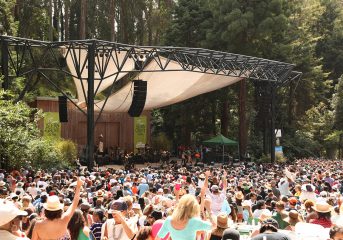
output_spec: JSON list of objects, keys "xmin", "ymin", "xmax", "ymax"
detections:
[
  {"xmin": 204, "ymin": 170, "xmax": 211, "ymax": 190},
  {"xmin": 63, "ymin": 177, "xmax": 83, "ymax": 221},
  {"xmin": 222, "ymin": 170, "xmax": 227, "ymax": 192}
]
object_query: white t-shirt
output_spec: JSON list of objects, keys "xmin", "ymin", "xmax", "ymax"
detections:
[
  {"xmin": 206, "ymin": 190, "xmax": 226, "ymax": 216},
  {"xmin": 278, "ymin": 178, "xmax": 291, "ymax": 196},
  {"xmin": 27, "ymin": 187, "xmax": 38, "ymax": 198},
  {"xmin": 102, "ymin": 216, "xmax": 138, "ymax": 240}
]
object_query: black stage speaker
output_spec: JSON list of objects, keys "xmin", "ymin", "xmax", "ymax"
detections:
[
  {"xmin": 128, "ymin": 80, "xmax": 147, "ymax": 117},
  {"xmin": 58, "ymin": 96, "xmax": 68, "ymax": 122}
]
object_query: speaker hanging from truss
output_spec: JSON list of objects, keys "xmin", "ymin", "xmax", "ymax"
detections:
[{"xmin": 128, "ymin": 80, "xmax": 147, "ymax": 117}]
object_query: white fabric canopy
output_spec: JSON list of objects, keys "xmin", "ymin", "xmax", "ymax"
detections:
[
  {"xmin": 96, "ymin": 57, "xmax": 242, "ymax": 112},
  {"xmin": 62, "ymin": 48, "xmax": 242, "ymax": 112},
  {"xmin": 62, "ymin": 48, "xmax": 134, "ymax": 103}
]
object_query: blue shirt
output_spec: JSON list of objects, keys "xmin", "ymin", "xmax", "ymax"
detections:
[
  {"xmin": 157, "ymin": 217, "xmax": 211, "ymax": 240},
  {"xmin": 138, "ymin": 183, "xmax": 149, "ymax": 197}
]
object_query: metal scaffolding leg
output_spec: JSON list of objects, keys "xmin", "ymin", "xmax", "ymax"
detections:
[
  {"xmin": 1, "ymin": 39, "xmax": 9, "ymax": 90},
  {"xmin": 270, "ymin": 84, "xmax": 276, "ymax": 163},
  {"xmin": 87, "ymin": 42, "xmax": 95, "ymax": 171}
]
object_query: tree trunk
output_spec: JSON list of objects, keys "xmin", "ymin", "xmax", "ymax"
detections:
[
  {"xmin": 147, "ymin": 0, "xmax": 153, "ymax": 45},
  {"xmin": 59, "ymin": 0, "xmax": 64, "ymax": 41},
  {"xmin": 48, "ymin": 0, "xmax": 53, "ymax": 41},
  {"xmin": 64, "ymin": 0, "xmax": 70, "ymax": 40},
  {"xmin": 53, "ymin": 0, "xmax": 59, "ymax": 41},
  {"xmin": 79, "ymin": 0, "xmax": 87, "ymax": 39},
  {"xmin": 109, "ymin": 0, "xmax": 116, "ymax": 42}
]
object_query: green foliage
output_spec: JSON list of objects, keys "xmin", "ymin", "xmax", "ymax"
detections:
[
  {"xmin": 0, "ymin": 0, "xmax": 18, "ymax": 35},
  {"xmin": 0, "ymin": 89, "xmax": 76, "ymax": 170},
  {"xmin": 55, "ymin": 139, "xmax": 77, "ymax": 166},
  {"xmin": 0, "ymin": 90, "xmax": 41, "ymax": 169},
  {"xmin": 151, "ymin": 132, "xmax": 173, "ymax": 151}
]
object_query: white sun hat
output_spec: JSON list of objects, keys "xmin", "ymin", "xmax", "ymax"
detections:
[
  {"xmin": 43, "ymin": 195, "xmax": 64, "ymax": 211},
  {"xmin": 0, "ymin": 199, "xmax": 28, "ymax": 226}
]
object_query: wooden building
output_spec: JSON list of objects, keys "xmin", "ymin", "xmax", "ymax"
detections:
[{"xmin": 31, "ymin": 97, "xmax": 151, "ymax": 156}]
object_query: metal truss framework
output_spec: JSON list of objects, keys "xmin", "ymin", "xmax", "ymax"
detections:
[{"xmin": 0, "ymin": 36, "xmax": 302, "ymax": 169}]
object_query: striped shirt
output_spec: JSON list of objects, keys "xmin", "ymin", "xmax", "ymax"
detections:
[{"xmin": 90, "ymin": 222, "xmax": 103, "ymax": 240}]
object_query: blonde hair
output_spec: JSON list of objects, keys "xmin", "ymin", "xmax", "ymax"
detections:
[{"xmin": 172, "ymin": 194, "xmax": 200, "ymax": 221}]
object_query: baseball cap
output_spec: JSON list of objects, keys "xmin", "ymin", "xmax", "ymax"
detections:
[
  {"xmin": 108, "ymin": 200, "xmax": 128, "ymax": 213},
  {"xmin": 211, "ymin": 185, "xmax": 219, "ymax": 191},
  {"xmin": 0, "ymin": 199, "xmax": 27, "ymax": 226},
  {"xmin": 261, "ymin": 218, "xmax": 279, "ymax": 228},
  {"xmin": 289, "ymin": 197, "xmax": 297, "ymax": 205}
]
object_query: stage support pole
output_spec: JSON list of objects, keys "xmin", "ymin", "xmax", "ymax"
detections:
[
  {"xmin": 1, "ymin": 38, "xmax": 9, "ymax": 90},
  {"xmin": 86, "ymin": 41, "xmax": 95, "ymax": 171},
  {"xmin": 239, "ymin": 78, "xmax": 247, "ymax": 161},
  {"xmin": 270, "ymin": 84, "xmax": 276, "ymax": 163}
]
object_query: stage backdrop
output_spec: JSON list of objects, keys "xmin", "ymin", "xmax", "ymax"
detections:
[{"xmin": 134, "ymin": 116, "xmax": 147, "ymax": 153}]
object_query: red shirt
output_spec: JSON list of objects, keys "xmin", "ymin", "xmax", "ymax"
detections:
[{"xmin": 311, "ymin": 218, "xmax": 332, "ymax": 228}]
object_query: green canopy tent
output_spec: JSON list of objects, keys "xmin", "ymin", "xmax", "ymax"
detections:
[{"xmin": 203, "ymin": 134, "xmax": 238, "ymax": 163}]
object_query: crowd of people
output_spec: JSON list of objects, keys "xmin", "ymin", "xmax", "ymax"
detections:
[{"xmin": 0, "ymin": 158, "xmax": 343, "ymax": 240}]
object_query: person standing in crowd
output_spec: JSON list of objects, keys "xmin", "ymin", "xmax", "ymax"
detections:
[
  {"xmin": 330, "ymin": 226, "xmax": 343, "ymax": 240},
  {"xmin": 251, "ymin": 218, "xmax": 291, "ymax": 240},
  {"xmin": 31, "ymin": 178, "xmax": 83, "ymax": 240},
  {"xmin": 102, "ymin": 199, "xmax": 138, "ymax": 240},
  {"xmin": 156, "ymin": 194, "xmax": 215, "ymax": 240},
  {"xmin": 310, "ymin": 201, "xmax": 333, "ymax": 228},
  {"xmin": 204, "ymin": 170, "xmax": 228, "ymax": 216},
  {"xmin": 138, "ymin": 179, "xmax": 149, "ymax": 197},
  {"xmin": 90, "ymin": 209, "xmax": 104, "ymax": 240},
  {"xmin": 0, "ymin": 199, "xmax": 29, "ymax": 240},
  {"xmin": 67, "ymin": 209, "xmax": 90, "ymax": 240}
]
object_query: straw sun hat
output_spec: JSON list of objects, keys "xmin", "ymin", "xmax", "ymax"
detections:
[
  {"xmin": 235, "ymin": 191, "xmax": 244, "ymax": 200},
  {"xmin": 43, "ymin": 195, "xmax": 64, "ymax": 211},
  {"xmin": 312, "ymin": 202, "xmax": 332, "ymax": 213},
  {"xmin": 217, "ymin": 213, "xmax": 229, "ymax": 228}
]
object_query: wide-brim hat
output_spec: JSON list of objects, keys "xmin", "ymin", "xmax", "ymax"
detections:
[
  {"xmin": 0, "ymin": 199, "xmax": 28, "ymax": 226},
  {"xmin": 198, "ymin": 174, "xmax": 205, "ymax": 179},
  {"xmin": 235, "ymin": 191, "xmax": 244, "ymax": 200},
  {"xmin": 312, "ymin": 202, "xmax": 332, "ymax": 213},
  {"xmin": 0, "ymin": 181, "xmax": 5, "ymax": 187},
  {"xmin": 96, "ymin": 190, "xmax": 105, "ymax": 197},
  {"xmin": 217, "ymin": 213, "xmax": 229, "ymax": 228},
  {"xmin": 43, "ymin": 195, "xmax": 64, "ymax": 211}
]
